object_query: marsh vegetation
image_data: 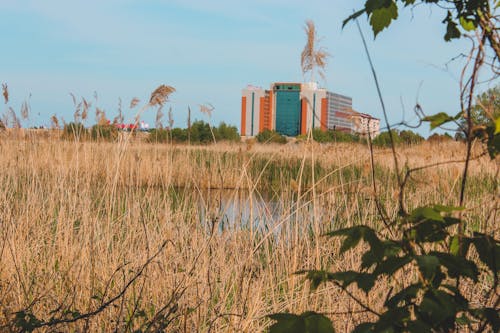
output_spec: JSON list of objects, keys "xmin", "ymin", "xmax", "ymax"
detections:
[{"xmin": 0, "ymin": 131, "xmax": 496, "ymax": 332}]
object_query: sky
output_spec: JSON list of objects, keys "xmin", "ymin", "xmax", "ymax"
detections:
[{"xmin": 0, "ymin": 0, "xmax": 496, "ymax": 136}]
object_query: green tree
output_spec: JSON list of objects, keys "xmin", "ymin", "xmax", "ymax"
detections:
[
  {"xmin": 468, "ymin": 85, "xmax": 500, "ymax": 157},
  {"xmin": 469, "ymin": 85, "xmax": 500, "ymax": 126},
  {"xmin": 399, "ymin": 130, "xmax": 424, "ymax": 145},
  {"xmin": 372, "ymin": 130, "xmax": 402, "ymax": 147},
  {"xmin": 427, "ymin": 132, "xmax": 453, "ymax": 143},
  {"xmin": 147, "ymin": 128, "xmax": 171, "ymax": 143},
  {"xmin": 171, "ymin": 127, "xmax": 188, "ymax": 142},
  {"xmin": 190, "ymin": 120, "xmax": 214, "ymax": 144},
  {"xmin": 216, "ymin": 122, "xmax": 240, "ymax": 142}
]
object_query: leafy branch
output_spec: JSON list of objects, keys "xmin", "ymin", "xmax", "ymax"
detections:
[{"xmin": 269, "ymin": 1, "xmax": 499, "ymax": 332}]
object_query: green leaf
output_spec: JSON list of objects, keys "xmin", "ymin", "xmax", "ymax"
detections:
[
  {"xmin": 407, "ymin": 206, "xmax": 460, "ymax": 243},
  {"xmin": 402, "ymin": 0, "xmax": 416, "ymax": 6},
  {"xmin": 410, "ymin": 206, "xmax": 444, "ymax": 223},
  {"xmin": 374, "ymin": 255, "xmax": 412, "ymax": 276},
  {"xmin": 373, "ymin": 308, "xmax": 411, "ymax": 331},
  {"xmin": 365, "ymin": 0, "xmax": 393, "ymax": 13},
  {"xmin": 385, "ymin": 283, "xmax": 421, "ymax": 308},
  {"xmin": 268, "ymin": 313, "xmax": 305, "ymax": 333},
  {"xmin": 456, "ymin": 314, "xmax": 473, "ymax": 326},
  {"xmin": 325, "ymin": 226, "xmax": 382, "ymax": 256},
  {"xmin": 471, "ymin": 233, "xmax": 500, "ymax": 274},
  {"xmin": 417, "ymin": 291, "xmax": 460, "ymax": 329},
  {"xmin": 299, "ymin": 270, "xmax": 332, "ymax": 291},
  {"xmin": 330, "ymin": 271, "xmax": 375, "ymax": 293},
  {"xmin": 299, "ymin": 270, "xmax": 375, "ymax": 293},
  {"xmin": 431, "ymin": 251, "xmax": 479, "ymax": 281},
  {"xmin": 406, "ymin": 320, "xmax": 433, "ymax": 332},
  {"xmin": 443, "ymin": 11, "xmax": 461, "ymax": 41},
  {"xmin": 302, "ymin": 312, "xmax": 335, "ymax": 333},
  {"xmin": 14, "ymin": 311, "xmax": 42, "ymax": 332},
  {"xmin": 326, "ymin": 227, "xmax": 362, "ymax": 253},
  {"xmin": 412, "ymin": 220, "xmax": 448, "ymax": 243},
  {"xmin": 494, "ymin": 117, "xmax": 500, "ymax": 135},
  {"xmin": 422, "ymin": 112, "xmax": 456, "ymax": 130},
  {"xmin": 449, "ymin": 235, "xmax": 460, "ymax": 256},
  {"xmin": 342, "ymin": 9, "xmax": 365, "ymax": 28},
  {"xmin": 352, "ymin": 323, "xmax": 373, "ymax": 333},
  {"xmin": 470, "ymin": 308, "xmax": 500, "ymax": 332},
  {"xmin": 486, "ymin": 121, "xmax": 500, "ymax": 159},
  {"xmin": 432, "ymin": 205, "xmax": 464, "ymax": 213},
  {"xmin": 459, "ymin": 16, "xmax": 476, "ymax": 31},
  {"xmin": 416, "ymin": 255, "xmax": 440, "ymax": 280},
  {"xmin": 268, "ymin": 312, "xmax": 334, "ymax": 333},
  {"xmin": 369, "ymin": 1, "xmax": 398, "ymax": 37}
]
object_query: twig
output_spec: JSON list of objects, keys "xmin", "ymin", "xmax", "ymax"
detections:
[
  {"xmin": 21, "ymin": 240, "xmax": 170, "ymax": 330},
  {"xmin": 355, "ymin": 16, "xmax": 402, "ymax": 192}
]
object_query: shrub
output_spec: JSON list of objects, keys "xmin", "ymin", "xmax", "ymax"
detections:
[
  {"xmin": 62, "ymin": 122, "xmax": 87, "ymax": 140},
  {"xmin": 399, "ymin": 130, "xmax": 424, "ymax": 145},
  {"xmin": 171, "ymin": 127, "xmax": 188, "ymax": 142},
  {"xmin": 190, "ymin": 121, "xmax": 214, "ymax": 144},
  {"xmin": 147, "ymin": 128, "xmax": 171, "ymax": 143},
  {"xmin": 372, "ymin": 130, "xmax": 402, "ymax": 147},
  {"xmin": 330, "ymin": 130, "xmax": 360, "ymax": 143},
  {"xmin": 147, "ymin": 121, "xmax": 238, "ymax": 144},
  {"xmin": 90, "ymin": 124, "xmax": 118, "ymax": 141},
  {"xmin": 255, "ymin": 130, "xmax": 287, "ymax": 144},
  {"xmin": 311, "ymin": 129, "xmax": 331, "ymax": 143},
  {"xmin": 297, "ymin": 129, "xmax": 360, "ymax": 143},
  {"xmin": 427, "ymin": 132, "xmax": 453, "ymax": 143},
  {"xmin": 215, "ymin": 122, "xmax": 240, "ymax": 142}
]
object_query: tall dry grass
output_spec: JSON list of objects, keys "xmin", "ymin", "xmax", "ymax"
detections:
[{"xmin": 0, "ymin": 131, "xmax": 497, "ymax": 331}]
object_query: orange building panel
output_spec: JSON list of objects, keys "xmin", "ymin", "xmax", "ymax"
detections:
[
  {"xmin": 268, "ymin": 90, "xmax": 274, "ymax": 130},
  {"xmin": 263, "ymin": 96, "xmax": 271, "ymax": 131},
  {"xmin": 241, "ymin": 96, "xmax": 246, "ymax": 136},
  {"xmin": 301, "ymin": 98, "xmax": 308, "ymax": 135},
  {"xmin": 259, "ymin": 97, "xmax": 265, "ymax": 132},
  {"xmin": 321, "ymin": 98, "xmax": 328, "ymax": 131}
]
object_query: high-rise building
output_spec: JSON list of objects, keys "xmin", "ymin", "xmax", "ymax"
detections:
[
  {"xmin": 241, "ymin": 82, "xmax": 379, "ymax": 138},
  {"xmin": 241, "ymin": 85, "xmax": 265, "ymax": 137},
  {"xmin": 326, "ymin": 92, "xmax": 353, "ymax": 132}
]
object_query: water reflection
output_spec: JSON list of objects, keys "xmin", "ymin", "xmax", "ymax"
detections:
[{"xmin": 172, "ymin": 187, "xmax": 322, "ymax": 232}]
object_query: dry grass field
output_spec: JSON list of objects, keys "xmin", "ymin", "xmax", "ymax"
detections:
[{"xmin": 0, "ymin": 130, "xmax": 497, "ymax": 332}]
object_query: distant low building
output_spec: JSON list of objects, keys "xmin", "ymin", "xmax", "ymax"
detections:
[
  {"xmin": 351, "ymin": 111, "xmax": 380, "ymax": 138},
  {"xmin": 241, "ymin": 82, "xmax": 379, "ymax": 138}
]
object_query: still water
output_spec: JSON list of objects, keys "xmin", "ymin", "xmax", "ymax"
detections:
[{"xmin": 170, "ymin": 187, "xmax": 330, "ymax": 233}]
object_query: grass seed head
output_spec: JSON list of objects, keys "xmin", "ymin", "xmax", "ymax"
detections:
[
  {"xmin": 149, "ymin": 85, "xmax": 175, "ymax": 106},
  {"xmin": 199, "ymin": 103, "xmax": 214, "ymax": 117},
  {"xmin": 2, "ymin": 83, "xmax": 8, "ymax": 104},
  {"xmin": 50, "ymin": 114, "xmax": 60, "ymax": 129},
  {"xmin": 130, "ymin": 98, "xmax": 140, "ymax": 109},
  {"xmin": 82, "ymin": 98, "xmax": 90, "ymax": 121},
  {"xmin": 21, "ymin": 100, "xmax": 30, "ymax": 120}
]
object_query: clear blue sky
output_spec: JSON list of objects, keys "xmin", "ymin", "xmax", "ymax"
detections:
[{"xmin": 0, "ymin": 0, "xmax": 494, "ymax": 135}]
